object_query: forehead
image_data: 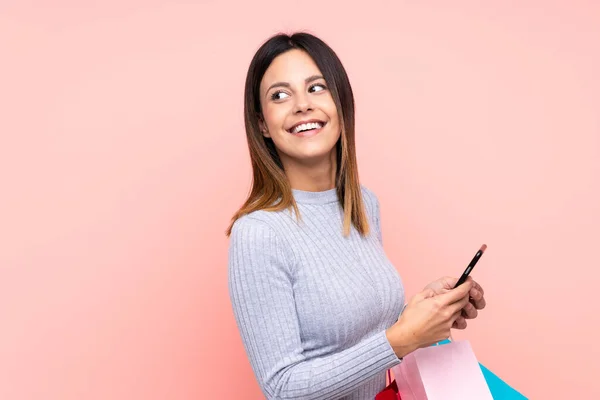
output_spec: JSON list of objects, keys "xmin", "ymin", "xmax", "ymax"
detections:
[{"xmin": 260, "ymin": 49, "xmax": 323, "ymax": 91}]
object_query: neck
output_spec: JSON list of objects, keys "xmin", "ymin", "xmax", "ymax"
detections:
[{"xmin": 283, "ymin": 149, "xmax": 337, "ymax": 192}]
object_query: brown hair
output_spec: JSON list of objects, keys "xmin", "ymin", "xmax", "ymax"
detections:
[{"xmin": 225, "ymin": 32, "xmax": 370, "ymax": 237}]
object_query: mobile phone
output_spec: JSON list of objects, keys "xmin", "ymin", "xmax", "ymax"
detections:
[{"xmin": 453, "ymin": 244, "xmax": 487, "ymax": 288}]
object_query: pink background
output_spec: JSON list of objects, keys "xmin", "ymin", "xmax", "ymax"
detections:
[{"xmin": 1, "ymin": 1, "xmax": 599, "ymax": 399}]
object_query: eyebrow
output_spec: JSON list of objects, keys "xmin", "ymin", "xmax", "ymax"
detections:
[{"xmin": 265, "ymin": 75, "xmax": 325, "ymax": 96}]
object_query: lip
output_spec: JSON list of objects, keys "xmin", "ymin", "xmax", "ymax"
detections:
[
  {"xmin": 287, "ymin": 119, "xmax": 327, "ymax": 133},
  {"xmin": 292, "ymin": 124, "xmax": 325, "ymax": 138}
]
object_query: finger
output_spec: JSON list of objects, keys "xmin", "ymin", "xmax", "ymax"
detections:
[
  {"xmin": 461, "ymin": 302, "xmax": 478, "ymax": 319},
  {"xmin": 472, "ymin": 279, "xmax": 485, "ymax": 296},
  {"xmin": 468, "ymin": 279, "xmax": 485, "ymax": 299},
  {"xmin": 450, "ymin": 309, "xmax": 465, "ymax": 326},
  {"xmin": 453, "ymin": 315, "xmax": 467, "ymax": 329},
  {"xmin": 441, "ymin": 276, "xmax": 458, "ymax": 289},
  {"xmin": 469, "ymin": 288, "xmax": 482, "ymax": 301},
  {"xmin": 471, "ymin": 295, "xmax": 486, "ymax": 310},
  {"xmin": 415, "ymin": 287, "xmax": 436, "ymax": 302},
  {"xmin": 463, "ymin": 278, "xmax": 486, "ymax": 309},
  {"xmin": 467, "ymin": 286, "xmax": 486, "ymax": 310},
  {"xmin": 448, "ymin": 294, "xmax": 471, "ymax": 315},
  {"xmin": 438, "ymin": 280, "xmax": 473, "ymax": 305},
  {"xmin": 422, "ymin": 287, "xmax": 437, "ymax": 299}
]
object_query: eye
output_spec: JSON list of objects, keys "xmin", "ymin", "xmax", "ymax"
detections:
[
  {"xmin": 271, "ymin": 90, "xmax": 290, "ymax": 101},
  {"xmin": 309, "ymin": 83, "xmax": 327, "ymax": 93}
]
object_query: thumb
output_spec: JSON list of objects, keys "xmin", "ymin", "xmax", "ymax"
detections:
[{"xmin": 439, "ymin": 281, "xmax": 473, "ymax": 305}]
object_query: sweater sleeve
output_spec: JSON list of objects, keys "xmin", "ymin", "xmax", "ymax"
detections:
[{"xmin": 228, "ymin": 216, "xmax": 401, "ymax": 400}]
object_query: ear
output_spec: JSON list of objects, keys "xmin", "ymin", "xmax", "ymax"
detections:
[{"xmin": 258, "ymin": 115, "xmax": 270, "ymax": 138}]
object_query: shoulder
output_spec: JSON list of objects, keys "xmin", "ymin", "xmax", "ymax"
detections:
[
  {"xmin": 360, "ymin": 184, "xmax": 381, "ymax": 212},
  {"xmin": 229, "ymin": 211, "xmax": 277, "ymax": 242},
  {"xmin": 360, "ymin": 185, "xmax": 383, "ymax": 242},
  {"xmin": 229, "ymin": 211, "xmax": 295, "ymax": 258},
  {"xmin": 229, "ymin": 208, "xmax": 289, "ymax": 238},
  {"xmin": 228, "ymin": 212, "xmax": 296, "ymax": 276}
]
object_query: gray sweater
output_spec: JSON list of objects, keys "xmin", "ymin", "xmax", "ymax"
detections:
[{"xmin": 228, "ymin": 186, "xmax": 405, "ymax": 399}]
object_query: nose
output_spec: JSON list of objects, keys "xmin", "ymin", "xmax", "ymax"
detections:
[{"xmin": 293, "ymin": 93, "xmax": 313, "ymax": 114}]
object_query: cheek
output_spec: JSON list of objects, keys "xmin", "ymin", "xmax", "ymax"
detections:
[
  {"xmin": 263, "ymin": 105, "xmax": 289, "ymax": 131},
  {"xmin": 321, "ymin": 99, "xmax": 339, "ymax": 126},
  {"xmin": 327, "ymin": 108, "xmax": 340, "ymax": 132}
]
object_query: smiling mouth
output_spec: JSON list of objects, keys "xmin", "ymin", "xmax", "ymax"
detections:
[{"xmin": 287, "ymin": 121, "xmax": 326, "ymax": 134}]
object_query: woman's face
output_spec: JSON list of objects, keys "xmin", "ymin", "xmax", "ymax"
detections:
[{"xmin": 259, "ymin": 49, "xmax": 341, "ymax": 167}]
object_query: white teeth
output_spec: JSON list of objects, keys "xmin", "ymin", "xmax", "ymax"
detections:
[{"xmin": 293, "ymin": 122, "xmax": 323, "ymax": 133}]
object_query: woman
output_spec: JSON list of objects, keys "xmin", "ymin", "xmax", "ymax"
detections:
[{"xmin": 226, "ymin": 32, "xmax": 486, "ymax": 400}]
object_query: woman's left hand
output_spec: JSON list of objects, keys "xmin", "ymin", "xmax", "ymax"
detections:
[{"xmin": 424, "ymin": 276, "xmax": 486, "ymax": 329}]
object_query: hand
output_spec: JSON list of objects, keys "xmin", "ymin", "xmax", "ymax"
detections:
[
  {"xmin": 385, "ymin": 280, "xmax": 473, "ymax": 358},
  {"xmin": 424, "ymin": 276, "xmax": 486, "ymax": 329}
]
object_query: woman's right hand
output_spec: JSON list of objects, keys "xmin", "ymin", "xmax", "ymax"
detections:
[{"xmin": 385, "ymin": 281, "xmax": 473, "ymax": 359}]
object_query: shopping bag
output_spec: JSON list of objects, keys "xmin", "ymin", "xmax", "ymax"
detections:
[
  {"xmin": 390, "ymin": 340, "xmax": 493, "ymax": 400},
  {"xmin": 374, "ymin": 376, "xmax": 401, "ymax": 400}
]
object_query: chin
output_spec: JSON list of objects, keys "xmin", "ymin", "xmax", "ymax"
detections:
[
  {"xmin": 294, "ymin": 146, "xmax": 337, "ymax": 164},
  {"xmin": 278, "ymin": 130, "xmax": 339, "ymax": 165}
]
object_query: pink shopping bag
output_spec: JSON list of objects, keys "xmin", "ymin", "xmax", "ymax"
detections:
[{"xmin": 390, "ymin": 340, "xmax": 493, "ymax": 400}]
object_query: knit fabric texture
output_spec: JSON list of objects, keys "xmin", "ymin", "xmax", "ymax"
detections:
[{"xmin": 228, "ymin": 186, "xmax": 405, "ymax": 399}]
